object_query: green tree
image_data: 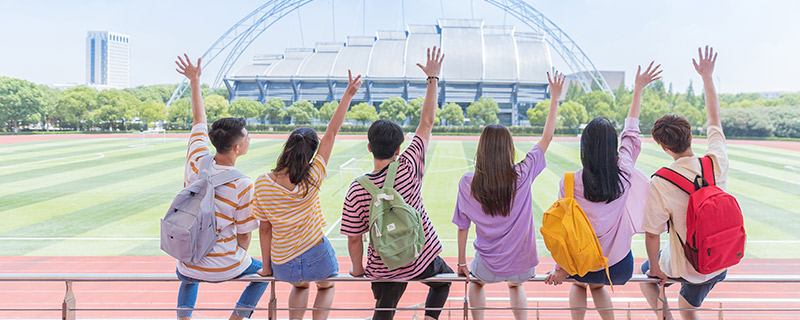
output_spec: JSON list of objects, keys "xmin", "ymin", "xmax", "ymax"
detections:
[
  {"xmin": 639, "ymin": 92, "xmax": 671, "ymax": 126},
  {"xmin": 318, "ymin": 101, "xmax": 338, "ymax": 123},
  {"xmin": 263, "ymin": 98, "xmax": 287, "ymax": 124},
  {"xmin": 686, "ymin": 80, "xmax": 697, "ymax": 107},
  {"xmin": 441, "ymin": 102, "xmax": 464, "ymax": 126},
  {"xmin": 0, "ymin": 77, "xmax": 44, "ymax": 132},
  {"xmin": 558, "ymin": 100, "xmax": 588, "ymax": 128},
  {"xmin": 230, "ymin": 98, "xmax": 263, "ymax": 119},
  {"xmin": 92, "ymin": 89, "xmax": 140, "ymax": 130},
  {"xmin": 673, "ymin": 101, "xmax": 704, "ymax": 125},
  {"xmin": 56, "ymin": 86, "xmax": 97, "ymax": 130},
  {"xmin": 138, "ymin": 100, "xmax": 167, "ymax": 129},
  {"xmin": 579, "ymin": 91, "xmax": 617, "ymax": 122},
  {"xmin": 37, "ymin": 85, "xmax": 61, "ymax": 131},
  {"xmin": 347, "ymin": 102, "xmax": 378, "ymax": 124},
  {"xmin": 167, "ymin": 98, "xmax": 191, "ymax": 125},
  {"xmin": 466, "ymin": 97, "xmax": 500, "ymax": 126},
  {"xmin": 565, "ymin": 81, "xmax": 585, "ymax": 101},
  {"xmin": 378, "ymin": 97, "xmax": 408, "ymax": 123},
  {"xmin": 527, "ymin": 99, "xmax": 550, "ymax": 125},
  {"xmin": 287, "ymin": 100, "xmax": 316, "ymax": 124},
  {"xmin": 203, "ymin": 95, "xmax": 230, "ymax": 121},
  {"xmin": 407, "ymin": 97, "xmax": 425, "ymax": 126}
]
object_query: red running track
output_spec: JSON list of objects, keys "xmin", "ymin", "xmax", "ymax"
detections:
[{"xmin": 1, "ymin": 256, "xmax": 799, "ymax": 319}]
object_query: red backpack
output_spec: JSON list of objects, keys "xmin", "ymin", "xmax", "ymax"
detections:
[{"xmin": 653, "ymin": 156, "xmax": 746, "ymax": 274}]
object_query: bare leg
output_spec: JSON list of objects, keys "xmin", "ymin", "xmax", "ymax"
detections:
[
  {"xmin": 313, "ymin": 281, "xmax": 335, "ymax": 320},
  {"xmin": 639, "ymin": 281, "xmax": 673, "ymax": 320},
  {"xmin": 678, "ymin": 295, "xmax": 698, "ymax": 320},
  {"xmin": 588, "ymin": 284, "xmax": 613, "ymax": 320},
  {"xmin": 289, "ymin": 282, "xmax": 310, "ymax": 319},
  {"xmin": 507, "ymin": 282, "xmax": 527, "ymax": 320},
  {"xmin": 468, "ymin": 281, "xmax": 486, "ymax": 320},
  {"xmin": 570, "ymin": 283, "xmax": 588, "ymax": 320}
]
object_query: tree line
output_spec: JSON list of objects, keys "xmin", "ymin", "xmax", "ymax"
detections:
[{"xmin": 1, "ymin": 76, "xmax": 798, "ymax": 138}]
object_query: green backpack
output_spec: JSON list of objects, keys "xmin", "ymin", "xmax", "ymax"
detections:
[{"xmin": 356, "ymin": 161, "xmax": 426, "ymax": 270}]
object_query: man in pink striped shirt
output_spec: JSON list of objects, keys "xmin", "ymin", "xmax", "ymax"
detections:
[{"xmin": 340, "ymin": 47, "xmax": 450, "ymax": 320}]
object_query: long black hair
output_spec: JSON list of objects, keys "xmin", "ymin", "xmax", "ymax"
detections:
[
  {"xmin": 580, "ymin": 117, "xmax": 629, "ymax": 203},
  {"xmin": 273, "ymin": 127, "xmax": 319, "ymax": 195}
]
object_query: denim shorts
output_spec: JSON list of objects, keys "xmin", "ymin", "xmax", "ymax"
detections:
[
  {"xmin": 272, "ymin": 237, "xmax": 338, "ymax": 284},
  {"xmin": 470, "ymin": 252, "xmax": 535, "ymax": 284},
  {"xmin": 641, "ymin": 258, "xmax": 727, "ymax": 307},
  {"xmin": 570, "ymin": 251, "xmax": 634, "ymax": 285}
]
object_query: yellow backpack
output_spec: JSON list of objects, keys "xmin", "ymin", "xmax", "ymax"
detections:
[{"xmin": 541, "ymin": 172, "xmax": 612, "ymax": 287}]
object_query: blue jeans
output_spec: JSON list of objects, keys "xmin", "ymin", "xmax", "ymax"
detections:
[
  {"xmin": 641, "ymin": 257, "xmax": 727, "ymax": 307},
  {"xmin": 272, "ymin": 237, "xmax": 338, "ymax": 284},
  {"xmin": 570, "ymin": 251, "xmax": 634, "ymax": 285},
  {"xmin": 176, "ymin": 258, "xmax": 268, "ymax": 318}
]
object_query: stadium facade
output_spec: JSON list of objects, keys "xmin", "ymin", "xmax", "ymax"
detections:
[{"xmin": 225, "ymin": 19, "xmax": 553, "ymax": 126}]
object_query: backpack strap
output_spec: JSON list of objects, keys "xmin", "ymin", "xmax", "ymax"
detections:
[
  {"xmin": 208, "ymin": 168, "xmax": 248, "ymax": 187},
  {"xmin": 699, "ymin": 156, "xmax": 716, "ymax": 186},
  {"xmin": 652, "ymin": 168, "xmax": 695, "ymax": 195},
  {"xmin": 356, "ymin": 175, "xmax": 382, "ymax": 197},
  {"xmin": 564, "ymin": 172, "xmax": 575, "ymax": 199},
  {"xmin": 383, "ymin": 161, "xmax": 400, "ymax": 192}
]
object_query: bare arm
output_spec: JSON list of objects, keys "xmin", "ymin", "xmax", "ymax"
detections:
[
  {"xmin": 257, "ymin": 221, "xmax": 273, "ymax": 276},
  {"xmin": 175, "ymin": 54, "xmax": 206, "ymax": 125},
  {"xmin": 415, "ymin": 47, "xmax": 445, "ymax": 143},
  {"xmin": 630, "ymin": 62, "xmax": 663, "ymax": 119},
  {"xmin": 694, "ymin": 46, "xmax": 721, "ymax": 127},
  {"xmin": 537, "ymin": 71, "xmax": 565, "ymax": 153},
  {"xmin": 347, "ymin": 236, "xmax": 365, "ymax": 277},
  {"xmin": 456, "ymin": 228, "xmax": 470, "ymax": 278},
  {"xmin": 317, "ymin": 70, "xmax": 362, "ymax": 163},
  {"xmin": 645, "ymin": 232, "xmax": 667, "ymax": 285},
  {"xmin": 236, "ymin": 232, "xmax": 252, "ymax": 251}
]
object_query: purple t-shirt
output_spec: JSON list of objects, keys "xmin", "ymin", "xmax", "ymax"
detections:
[{"xmin": 452, "ymin": 145, "xmax": 546, "ymax": 277}]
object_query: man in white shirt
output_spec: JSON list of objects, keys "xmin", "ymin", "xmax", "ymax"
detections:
[{"xmin": 639, "ymin": 46, "xmax": 728, "ymax": 320}]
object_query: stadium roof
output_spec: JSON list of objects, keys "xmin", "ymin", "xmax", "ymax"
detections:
[{"xmin": 228, "ymin": 19, "xmax": 552, "ymax": 84}]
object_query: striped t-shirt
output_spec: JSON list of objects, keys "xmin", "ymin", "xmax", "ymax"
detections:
[
  {"xmin": 176, "ymin": 123, "xmax": 259, "ymax": 282},
  {"xmin": 253, "ymin": 154, "xmax": 327, "ymax": 265},
  {"xmin": 340, "ymin": 135, "xmax": 443, "ymax": 280}
]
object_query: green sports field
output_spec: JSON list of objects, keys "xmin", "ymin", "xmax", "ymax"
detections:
[{"xmin": 1, "ymin": 134, "xmax": 799, "ymax": 259}]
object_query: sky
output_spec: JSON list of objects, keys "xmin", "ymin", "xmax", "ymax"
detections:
[{"xmin": 0, "ymin": 0, "xmax": 798, "ymax": 94}]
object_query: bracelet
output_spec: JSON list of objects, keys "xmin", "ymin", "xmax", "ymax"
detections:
[
  {"xmin": 457, "ymin": 263, "xmax": 467, "ymax": 267},
  {"xmin": 427, "ymin": 76, "xmax": 439, "ymax": 82}
]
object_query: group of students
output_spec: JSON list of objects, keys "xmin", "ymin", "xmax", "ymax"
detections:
[{"xmin": 171, "ymin": 45, "xmax": 732, "ymax": 320}]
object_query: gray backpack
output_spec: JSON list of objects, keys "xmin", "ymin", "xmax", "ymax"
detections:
[{"xmin": 160, "ymin": 155, "xmax": 247, "ymax": 264}]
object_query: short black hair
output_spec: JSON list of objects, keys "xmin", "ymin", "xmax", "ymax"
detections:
[
  {"xmin": 209, "ymin": 117, "xmax": 246, "ymax": 154},
  {"xmin": 367, "ymin": 120, "xmax": 404, "ymax": 160}
]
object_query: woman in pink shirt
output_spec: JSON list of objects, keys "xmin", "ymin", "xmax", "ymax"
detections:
[
  {"xmin": 453, "ymin": 72, "xmax": 564, "ymax": 320},
  {"xmin": 544, "ymin": 63, "xmax": 662, "ymax": 320}
]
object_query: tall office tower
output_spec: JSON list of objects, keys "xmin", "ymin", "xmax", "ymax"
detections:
[{"xmin": 86, "ymin": 31, "xmax": 130, "ymax": 88}]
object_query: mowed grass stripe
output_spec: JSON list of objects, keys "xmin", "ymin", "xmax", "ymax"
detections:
[
  {"xmin": 0, "ymin": 136, "xmax": 136, "ymax": 153},
  {"xmin": 0, "ymin": 142, "xmax": 185, "ymax": 195},
  {"xmin": 423, "ymin": 140, "xmax": 470, "ymax": 244},
  {"xmin": 0, "ymin": 139, "xmax": 140, "ymax": 166},
  {"xmin": 2, "ymin": 139, "xmax": 288, "ymax": 254}
]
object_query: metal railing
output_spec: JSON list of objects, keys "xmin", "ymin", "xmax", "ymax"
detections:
[{"xmin": 1, "ymin": 273, "xmax": 799, "ymax": 319}]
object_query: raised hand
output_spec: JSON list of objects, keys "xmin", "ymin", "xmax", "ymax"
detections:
[
  {"xmin": 176, "ymin": 54, "xmax": 202, "ymax": 81},
  {"xmin": 693, "ymin": 45, "xmax": 717, "ymax": 79},
  {"xmin": 416, "ymin": 46, "xmax": 445, "ymax": 78},
  {"xmin": 547, "ymin": 71, "xmax": 566, "ymax": 99},
  {"xmin": 635, "ymin": 61, "xmax": 663, "ymax": 90},
  {"xmin": 344, "ymin": 69, "xmax": 363, "ymax": 97}
]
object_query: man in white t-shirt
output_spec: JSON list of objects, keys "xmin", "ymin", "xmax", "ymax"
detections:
[
  {"xmin": 174, "ymin": 54, "xmax": 266, "ymax": 320},
  {"xmin": 639, "ymin": 46, "xmax": 728, "ymax": 320}
]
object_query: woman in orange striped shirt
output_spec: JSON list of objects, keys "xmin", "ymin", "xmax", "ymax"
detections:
[{"xmin": 254, "ymin": 71, "xmax": 362, "ymax": 320}]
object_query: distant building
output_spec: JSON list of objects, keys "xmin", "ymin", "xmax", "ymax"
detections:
[
  {"xmin": 86, "ymin": 31, "xmax": 130, "ymax": 89},
  {"xmin": 559, "ymin": 71, "xmax": 625, "ymax": 101}
]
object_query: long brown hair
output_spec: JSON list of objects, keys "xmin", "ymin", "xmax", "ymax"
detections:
[
  {"xmin": 273, "ymin": 127, "xmax": 319, "ymax": 196},
  {"xmin": 471, "ymin": 125, "xmax": 518, "ymax": 217}
]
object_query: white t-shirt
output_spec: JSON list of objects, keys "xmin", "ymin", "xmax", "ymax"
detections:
[
  {"xmin": 642, "ymin": 125, "xmax": 728, "ymax": 283},
  {"xmin": 176, "ymin": 123, "xmax": 259, "ymax": 282}
]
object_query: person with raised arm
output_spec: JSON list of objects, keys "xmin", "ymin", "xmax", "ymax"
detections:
[
  {"xmin": 340, "ymin": 47, "xmax": 451, "ymax": 320},
  {"xmin": 452, "ymin": 71, "xmax": 564, "ymax": 320},
  {"xmin": 639, "ymin": 46, "xmax": 729, "ymax": 320},
  {"xmin": 252, "ymin": 71, "xmax": 362, "ymax": 320},
  {"xmin": 174, "ymin": 54, "xmax": 267, "ymax": 320},
  {"xmin": 542, "ymin": 63, "xmax": 662, "ymax": 320}
]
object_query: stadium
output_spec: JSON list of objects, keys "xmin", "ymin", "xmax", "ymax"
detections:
[
  {"xmin": 2, "ymin": 0, "xmax": 800, "ymax": 319},
  {"xmin": 224, "ymin": 19, "xmax": 552, "ymax": 126}
]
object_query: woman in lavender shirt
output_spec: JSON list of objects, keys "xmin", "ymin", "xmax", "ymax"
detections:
[
  {"xmin": 543, "ymin": 62, "xmax": 662, "ymax": 320},
  {"xmin": 452, "ymin": 72, "xmax": 564, "ymax": 320}
]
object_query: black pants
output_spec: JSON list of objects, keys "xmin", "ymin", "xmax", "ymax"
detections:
[{"xmin": 371, "ymin": 256, "xmax": 453, "ymax": 320}]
